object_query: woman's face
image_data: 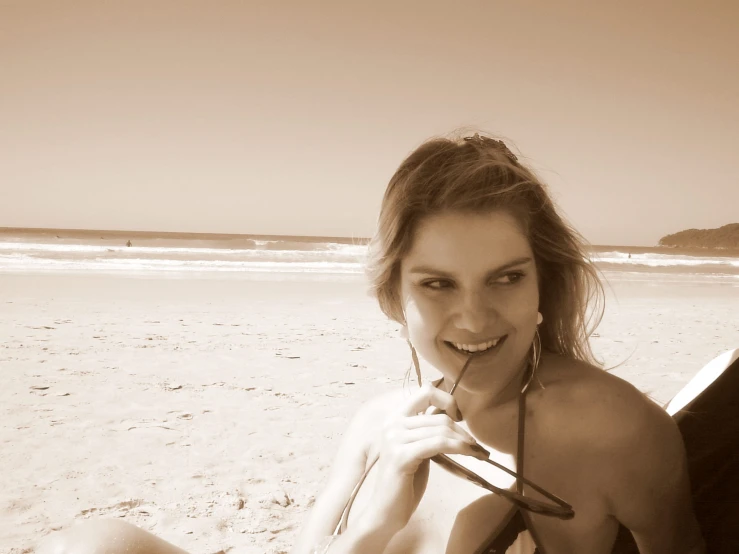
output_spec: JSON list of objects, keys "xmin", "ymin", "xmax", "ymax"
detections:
[{"xmin": 399, "ymin": 209, "xmax": 540, "ymax": 395}]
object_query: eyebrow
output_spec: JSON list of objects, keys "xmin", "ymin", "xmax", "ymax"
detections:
[{"xmin": 408, "ymin": 256, "xmax": 533, "ymax": 278}]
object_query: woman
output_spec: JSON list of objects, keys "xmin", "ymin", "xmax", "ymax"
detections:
[
  {"xmin": 38, "ymin": 133, "xmax": 705, "ymax": 554},
  {"xmin": 291, "ymin": 133, "xmax": 705, "ymax": 553}
]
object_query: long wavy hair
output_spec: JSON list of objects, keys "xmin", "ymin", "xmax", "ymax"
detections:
[{"xmin": 364, "ymin": 131, "xmax": 605, "ymax": 367}]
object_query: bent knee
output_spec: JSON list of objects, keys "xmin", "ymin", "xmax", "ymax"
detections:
[{"xmin": 36, "ymin": 519, "xmax": 188, "ymax": 554}]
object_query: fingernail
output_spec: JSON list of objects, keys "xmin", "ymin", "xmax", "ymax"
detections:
[{"xmin": 470, "ymin": 444, "xmax": 491, "ymax": 459}]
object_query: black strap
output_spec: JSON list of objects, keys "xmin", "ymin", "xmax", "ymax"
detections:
[{"xmin": 517, "ymin": 379, "xmax": 526, "ymax": 495}]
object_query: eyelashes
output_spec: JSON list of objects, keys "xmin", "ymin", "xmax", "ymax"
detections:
[
  {"xmin": 503, "ymin": 271, "xmax": 525, "ymax": 284},
  {"xmin": 420, "ymin": 271, "xmax": 526, "ymax": 290}
]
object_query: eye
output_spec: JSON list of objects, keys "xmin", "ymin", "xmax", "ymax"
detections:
[
  {"xmin": 494, "ymin": 271, "xmax": 525, "ymax": 285},
  {"xmin": 421, "ymin": 279, "xmax": 453, "ymax": 290}
]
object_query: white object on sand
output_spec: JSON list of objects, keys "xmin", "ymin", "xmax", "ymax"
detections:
[{"xmin": 665, "ymin": 348, "xmax": 739, "ymax": 416}]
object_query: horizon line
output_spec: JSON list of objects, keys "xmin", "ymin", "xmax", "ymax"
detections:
[
  {"xmin": 0, "ymin": 226, "xmax": 371, "ymax": 245},
  {"xmin": 0, "ymin": 225, "xmax": 668, "ymax": 249}
]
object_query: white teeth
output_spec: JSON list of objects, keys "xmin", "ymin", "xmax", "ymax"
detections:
[{"xmin": 452, "ymin": 337, "xmax": 501, "ymax": 353}]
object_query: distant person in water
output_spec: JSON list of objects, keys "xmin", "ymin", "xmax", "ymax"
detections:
[
  {"xmin": 37, "ymin": 132, "xmax": 706, "ymax": 554},
  {"xmin": 126, "ymin": 240, "xmax": 132, "ymax": 247}
]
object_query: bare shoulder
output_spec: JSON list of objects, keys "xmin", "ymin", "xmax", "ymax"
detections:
[
  {"xmin": 532, "ymin": 354, "xmax": 690, "ymax": 516},
  {"xmin": 533, "ymin": 353, "xmax": 674, "ymax": 450}
]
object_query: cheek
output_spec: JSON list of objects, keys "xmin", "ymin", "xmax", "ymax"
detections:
[
  {"xmin": 510, "ymin": 283, "xmax": 540, "ymax": 318},
  {"xmin": 406, "ymin": 298, "xmax": 438, "ymax": 330},
  {"xmin": 410, "ymin": 294, "xmax": 453, "ymax": 332},
  {"xmin": 403, "ymin": 296, "xmax": 445, "ymax": 344},
  {"xmin": 478, "ymin": 285, "xmax": 539, "ymax": 323},
  {"xmin": 502, "ymin": 275, "xmax": 539, "ymax": 308}
]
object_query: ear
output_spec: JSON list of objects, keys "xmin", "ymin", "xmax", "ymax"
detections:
[{"xmin": 537, "ymin": 312, "xmax": 543, "ymax": 325}]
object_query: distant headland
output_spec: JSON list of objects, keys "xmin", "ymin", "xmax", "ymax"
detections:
[{"xmin": 659, "ymin": 223, "xmax": 739, "ymax": 250}]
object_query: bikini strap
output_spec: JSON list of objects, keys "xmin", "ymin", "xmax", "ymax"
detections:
[
  {"xmin": 516, "ymin": 359, "xmax": 536, "ymax": 494},
  {"xmin": 516, "ymin": 376, "xmax": 527, "ymax": 494}
]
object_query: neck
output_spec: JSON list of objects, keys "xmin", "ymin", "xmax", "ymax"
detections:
[{"xmin": 444, "ymin": 357, "xmax": 533, "ymax": 420}]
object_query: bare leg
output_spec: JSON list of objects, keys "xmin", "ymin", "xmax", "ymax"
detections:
[{"xmin": 36, "ymin": 519, "xmax": 189, "ymax": 554}]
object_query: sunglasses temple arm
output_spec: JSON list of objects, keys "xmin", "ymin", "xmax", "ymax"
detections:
[
  {"xmin": 478, "ymin": 457, "xmax": 573, "ymax": 511},
  {"xmin": 428, "ymin": 355, "xmax": 475, "ymax": 417},
  {"xmin": 474, "ymin": 478, "xmax": 574, "ymax": 520}
]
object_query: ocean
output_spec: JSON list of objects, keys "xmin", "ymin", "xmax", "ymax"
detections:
[{"xmin": 0, "ymin": 229, "xmax": 738, "ymax": 285}]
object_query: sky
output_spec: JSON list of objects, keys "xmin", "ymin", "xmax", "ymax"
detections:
[{"xmin": 1, "ymin": 0, "xmax": 737, "ymax": 246}]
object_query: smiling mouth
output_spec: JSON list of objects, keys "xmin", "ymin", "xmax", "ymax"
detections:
[{"xmin": 444, "ymin": 335, "xmax": 508, "ymax": 357}]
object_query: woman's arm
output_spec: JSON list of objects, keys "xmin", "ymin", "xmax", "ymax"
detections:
[
  {"xmin": 292, "ymin": 384, "xmax": 479, "ymax": 554},
  {"xmin": 290, "ymin": 400, "xmax": 379, "ymax": 554},
  {"xmin": 311, "ymin": 516, "xmax": 399, "ymax": 554}
]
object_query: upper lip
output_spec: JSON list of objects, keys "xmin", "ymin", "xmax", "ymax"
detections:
[
  {"xmin": 447, "ymin": 335, "xmax": 505, "ymax": 344},
  {"xmin": 445, "ymin": 335, "xmax": 505, "ymax": 344}
]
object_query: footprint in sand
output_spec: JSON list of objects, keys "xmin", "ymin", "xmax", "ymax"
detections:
[
  {"xmin": 120, "ymin": 418, "xmax": 179, "ymax": 432},
  {"xmin": 166, "ymin": 411, "xmax": 194, "ymax": 420},
  {"xmin": 78, "ymin": 499, "xmax": 155, "ymax": 519}
]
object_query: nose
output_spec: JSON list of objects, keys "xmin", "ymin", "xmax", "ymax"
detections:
[{"xmin": 452, "ymin": 290, "xmax": 497, "ymax": 335}]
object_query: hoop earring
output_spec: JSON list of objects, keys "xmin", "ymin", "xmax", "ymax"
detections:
[
  {"xmin": 407, "ymin": 340, "xmax": 422, "ymax": 387},
  {"xmin": 522, "ymin": 327, "xmax": 542, "ymax": 393}
]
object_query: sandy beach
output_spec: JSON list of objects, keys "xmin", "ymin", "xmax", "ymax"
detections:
[{"xmin": 2, "ymin": 270, "xmax": 738, "ymax": 554}]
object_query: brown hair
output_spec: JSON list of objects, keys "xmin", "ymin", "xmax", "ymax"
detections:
[{"xmin": 365, "ymin": 131, "xmax": 604, "ymax": 366}]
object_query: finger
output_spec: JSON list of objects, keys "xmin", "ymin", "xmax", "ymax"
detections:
[
  {"xmin": 401, "ymin": 383, "xmax": 461, "ymax": 421},
  {"xmin": 403, "ymin": 424, "xmax": 476, "ymax": 446},
  {"xmin": 403, "ymin": 414, "xmax": 475, "ymax": 443},
  {"xmin": 396, "ymin": 436, "xmax": 486, "ymax": 469}
]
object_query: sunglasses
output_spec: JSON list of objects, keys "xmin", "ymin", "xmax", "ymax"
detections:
[{"xmin": 429, "ymin": 354, "xmax": 575, "ymax": 520}]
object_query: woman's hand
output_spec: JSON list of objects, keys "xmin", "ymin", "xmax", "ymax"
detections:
[{"xmin": 359, "ymin": 383, "xmax": 487, "ymax": 535}]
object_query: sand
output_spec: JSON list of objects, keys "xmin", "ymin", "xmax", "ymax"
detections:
[{"xmin": 1, "ymin": 270, "xmax": 738, "ymax": 554}]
